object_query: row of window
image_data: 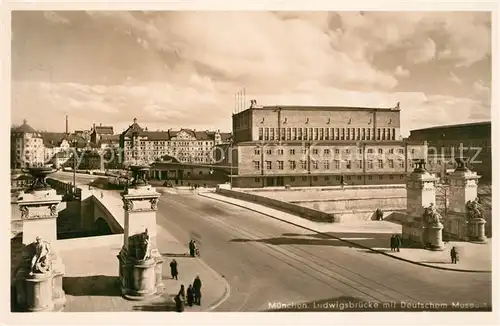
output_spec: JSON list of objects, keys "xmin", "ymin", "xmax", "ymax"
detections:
[
  {"xmin": 258, "ymin": 127, "xmax": 397, "ymax": 141},
  {"xmin": 126, "ymin": 140, "xmax": 214, "ymax": 146},
  {"xmin": 254, "ymin": 147, "xmax": 413, "ymax": 155},
  {"xmin": 252, "ymin": 175, "xmax": 405, "ymax": 182},
  {"xmin": 253, "ymin": 159, "xmax": 408, "ymax": 170}
]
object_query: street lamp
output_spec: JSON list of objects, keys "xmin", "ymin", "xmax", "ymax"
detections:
[
  {"xmin": 229, "ymin": 137, "xmax": 234, "ymax": 188},
  {"xmin": 72, "ymin": 139, "xmax": 78, "ymax": 196}
]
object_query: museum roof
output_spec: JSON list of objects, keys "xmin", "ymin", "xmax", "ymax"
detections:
[{"xmin": 410, "ymin": 121, "xmax": 491, "ymax": 132}]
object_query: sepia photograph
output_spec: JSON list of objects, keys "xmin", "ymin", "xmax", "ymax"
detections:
[{"xmin": 6, "ymin": 6, "xmax": 496, "ymax": 325}]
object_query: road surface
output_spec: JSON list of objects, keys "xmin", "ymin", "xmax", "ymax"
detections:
[{"xmin": 53, "ymin": 172, "xmax": 492, "ymax": 312}]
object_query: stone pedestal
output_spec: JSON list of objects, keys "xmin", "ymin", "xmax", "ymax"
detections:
[
  {"xmin": 447, "ymin": 159, "xmax": 487, "ymax": 243},
  {"xmin": 14, "ymin": 180, "xmax": 65, "ymax": 312},
  {"xmin": 469, "ymin": 218, "xmax": 487, "ymax": 243},
  {"xmin": 423, "ymin": 223, "xmax": 445, "ymax": 251},
  {"xmin": 403, "ymin": 161, "xmax": 441, "ymax": 249},
  {"xmin": 117, "ymin": 171, "xmax": 163, "ymax": 301}
]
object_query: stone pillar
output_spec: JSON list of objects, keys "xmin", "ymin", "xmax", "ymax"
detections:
[
  {"xmin": 14, "ymin": 168, "xmax": 66, "ymax": 312},
  {"xmin": 447, "ymin": 158, "xmax": 487, "ymax": 243},
  {"xmin": 404, "ymin": 160, "xmax": 440, "ymax": 247},
  {"xmin": 117, "ymin": 165, "xmax": 163, "ymax": 301}
]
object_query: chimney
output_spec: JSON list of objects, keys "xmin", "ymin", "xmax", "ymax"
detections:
[
  {"xmin": 65, "ymin": 115, "xmax": 68, "ymax": 134},
  {"xmin": 93, "ymin": 123, "xmax": 96, "ymax": 130},
  {"xmin": 100, "ymin": 123, "xmax": 102, "ymax": 126},
  {"xmin": 23, "ymin": 118, "xmax": 27, "ymax": 125}
]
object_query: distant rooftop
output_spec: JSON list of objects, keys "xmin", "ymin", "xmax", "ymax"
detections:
[
  {"xmin": 235, "ymin": 102, "xmax": 401, "ymax": 114},
  {"xmin": 411, "ymin": 121, "xmax": 491, "ymax": 132}
]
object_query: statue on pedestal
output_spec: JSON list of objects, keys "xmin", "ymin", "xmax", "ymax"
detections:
[
  {"xmin": 422, "ymin": 203, "xmax": 442, "ymax": 226},
  {"xmin": 29, "ymin": 236, "xmax": 52, "ymax": 275},
  {"xmin": 466, "ymin": 198, "xmax": 483, "ymax": 222},
  {"xmin": 129, "ymin": 229, "xmax": 152, "ymax": 261}
]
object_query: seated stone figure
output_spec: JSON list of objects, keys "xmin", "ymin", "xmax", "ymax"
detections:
[
  {"xmin": 422, "ymin": 203, "xmax": 442, "ymax": 226},
  {"xmin": 466, "ymin": 198, "xmax": 483, "ymax": 221},
  {"xmin": 29, "ymin": 236, "xmax": 52, "ymax": 275},
  {"xmin": 129, "ymin": 229, "xmax": 152, "ymax": 261}
]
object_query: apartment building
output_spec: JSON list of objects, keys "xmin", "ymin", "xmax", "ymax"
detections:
[
  {"xmin": 10, "ymin": 119, "xmax": 46, "ymax": 169},
  {"xmin": 119, "ymin": 118, "xmax": 230, "ymax": 165},
  {"xmin": 225, "ymin": 101, "xmax": 426, "ymax": 187}
]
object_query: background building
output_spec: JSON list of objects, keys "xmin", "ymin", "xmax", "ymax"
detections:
[
  {"xmin": 90, "ymin": 123, "xmax": 114, "ymax": 144},
  {"xmin": 225, "ymin": 101, "xmax": 426, "ymax": 188},
  {"xmin": 119, "ymin": 118, "xmax": 230, "ymax": 165},
  {"xmin": 408, "ymin": 121, "xmax": 491, "ymax": 182},
  {"xmin": 10, "ymin": 119, "xmax": 45, "ymax": 169}
]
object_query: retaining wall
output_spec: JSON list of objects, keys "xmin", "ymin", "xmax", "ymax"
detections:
[{"xmin": 216, "ymin": 187, "xmax": 335, "ymax": 223}]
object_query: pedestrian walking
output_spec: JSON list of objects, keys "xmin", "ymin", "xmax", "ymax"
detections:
[
  {"xmin": 100, "ymin": 191, "xmax": 104, "ymax": 199},
  {"xmin": 178, "ymin": 284, "xmax": 186, "ymax": 302},
  {"xmin": 450, "ymin": 246, "xmax": 458, "ymax": 264},
  {"xmin": 186, "ymin": 284, "xmax": 194, "ymax": 307},
  {"xmin": 193, "ymin": 275, "xmax": 202, "ymax": 305},
  {"xmin": 390, "ymin": 235, "xmax": 395, "ymax": 251},
  {"xmin": 395, "ymin": 235, "xmax": 401, "ymax": 252},
  {"xmin": 174, "ymin": 294, "xmax": 184, "ymax": 312},
  {"xmin": 189, "ymin": 240, "xmax": 197, "ymax": 257},
  {"xmin": 170, "ymin": 259, "xmax": 178, "ymax": 280}
]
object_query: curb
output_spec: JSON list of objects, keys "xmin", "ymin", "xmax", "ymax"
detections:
[{"xmin": 199, "ymin": 192, "xmax": 491, "ymax": 274}]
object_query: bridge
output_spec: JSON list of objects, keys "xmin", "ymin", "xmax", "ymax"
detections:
[{"xmin": 47, "ymin": 176, "xmax": 124, "ymax": 236}]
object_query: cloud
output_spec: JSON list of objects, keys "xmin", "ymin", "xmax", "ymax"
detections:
[
  {"xmin": 449, "ymin": 72, "xmax": 462, "ymax": 84},
  {"xmin": 11, "ymin": 11, "xmax": 492, "ymax": 135},
  {"xmin": 406, "ymin": 38, "xmax": 436, "ymax": 64},
  {"xmin": 43, "ymin": 11, "xmax": 70, "ymax": 25},
  {"xmin": 394, "ymin": 66, "xmax": 410, "ymax": 78}
]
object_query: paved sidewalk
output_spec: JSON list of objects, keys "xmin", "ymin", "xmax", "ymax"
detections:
[
  {"xmin": 59, "ymin": 222, "xmax": 230, "ymax": 312},
  {"xmin": 200, "ymin": 191, "xmax": 491, "ymax": 273}
]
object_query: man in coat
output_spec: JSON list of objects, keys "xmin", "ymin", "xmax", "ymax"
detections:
[
  {"xmin": 170, "ymin": 259, "xmax": 178, "ymax": 280},
  {"xmin": 193, "ymin": 275, "xmax": 202, "ymax": 305}
]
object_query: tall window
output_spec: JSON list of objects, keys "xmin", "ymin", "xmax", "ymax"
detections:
[
  {"xmin": 264, "ymin": 128, "xmax": 269, "ymax": 140},
  {"xmin": 378, "ymin": 159, "xmax": 384, "ymax": 168},
  {"xmin": 265, "ymin": 161, "xmax": 272, "ymax": 169},
  {"xmin": 334, "ymin": 160, "xmax": 340, "ymax": 169},
  {"xmin": 325, "ymin": 128, "xmax": 330, "ymax": 140},
  {"xmin": 346, "ymin": 160, "xmax": 352, "ymax": 169},
  {"xmin": 357, "ymin": 160, "xmax": 363, "ymax": 169},
  {"xmin": 281, "ymin": 128, "xmax": 286, "ymax": 140},
  {"xmin": 286, "ymin": 128, "xmax": 291, "ymax": 140},
  {"xmin": 277, "ymin": 161, "xmax": 284, "ymax": 170},
  {"xmin": 312, "ymin": 160, "xmax": 319, "ymax": 169},
  {"xmin": 324, "ymin": 160, "xmax": 330, "ymax": 169},
  {"xmin": 297, "ymin": 128, "xmax": 302, "ymax": 140},
  {"xmin": 357, "ymin": 128, "xmax": 361, "ymax": 140},
  {"xmin": 382, "ymin": 128, "xmax": 386, "ymax": 140},
  {"xmin": 254, "ymin": 148, "xmax": 260, "ymax": 155},
  {"xmin": 377, "ymin": 129, "xmax": 381, "ymax": 140},
  {"xmin": 277, "ymin": 149, "xmax": 284, "ymax": 155},
  {"xmin": 289, "ymin": 149, "xmax": 295, "ymax": 155},
  {"xmin": 270, "ymin": 128, "xmax": 275, "ymax": 140},
  {"xmin": 388, "ymin": 159, "xmax": 394, "ymax": 168},
  {"xmin": 289, "ymin": 160, "xmax": 296, "ymax": 170},
  {"xmin": 367, "ymin": 129, "xmax": 371, "ymax": 140},
  {"xmin": 319, "ymin": 128, "xmax": 324, "ymax": 140},
  {"xmin": 346, "ymin": 128, "xmax": 350, "ymax": 140},
  {"xmin": 300, "ymin": 160, "xmax": 307, "ymax": 169},
  {"xmin": 258, "ymin": 128, "xmax": 263, "ymax": 140},
  {"xmin": 292, "ymin": 128, "xmax": 297, "ymax": 140},
  {"xmin": 351, "ymin": 128, "xmax": 355, "ymax": 140},
  {"xmin": 362, "ymin": 128, "xmax": 366, "ymax": 140},
  {"xmin": 313, "ymin": 128, "xmax": 318, "ymax": 140},
  {"xmin": 398, "ymin": 159, "xmax": 405, "ymax": 168},
  {"xmin": 341, "ymin": 128, "xmax": 345, "ymax": 140},
  {"xmin": 253, "ymin": 161, "xmax": 260, "ymax": 170},
  {"xmin": 308, "ymin": 128, "xmax": 313, "ymax": 140},
  {"xmin": 392, "ymin": 128, "xmax": 396, "ymax": 140},
  {"xmin": 367, "ymin": 161, "xmax": 373, "ymax": 169},
  {"xmin": 303, "ymin": 128, "xmax": 308, "ymax": 140}
]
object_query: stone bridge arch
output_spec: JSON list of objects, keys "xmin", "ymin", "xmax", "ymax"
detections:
[{"xmin": 94, "ymin": 217, "xmax": 112, "ymax": 236}]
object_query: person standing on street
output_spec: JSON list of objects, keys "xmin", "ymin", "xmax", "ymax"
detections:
[
  {"xmin": 390, "ymin": 235, "xmax": 395, "ymax": 251},
  {"xmin": 189, "ymin": 240, "xmax": 196, "ymax": 257},
  {"xmin": 193, "ymin": 275, "xmax": 202, "ymax": 305},
  {"xmin": 174, "ymin": 294, "xmax": 184, "ymax": 312},
  {"xmin": 178, "ymin": 284, "xmax": 186, "ymax": 302},
  {"xmin": 170, "ymin": 259, "xmax": 178, "ymax": 280},
  {"xmin": 451, "ymin": 246, "xmax": 458, "ymax": 264},
  {"xmin": 186, "ymin": 284, "xmax": 194, "ymax": 307},
  {"xmin": 395, "ymin": 235, "xmax": 402, "ymax": 252}
]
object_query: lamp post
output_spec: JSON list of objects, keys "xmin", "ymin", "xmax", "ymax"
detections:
[
  {"xmin": 229, "ymin": 137, "xmax": 234, "ymax": 188},
  {"xmin": 72, "ymin": 140, "xmax": 78, "ymax": 196}
]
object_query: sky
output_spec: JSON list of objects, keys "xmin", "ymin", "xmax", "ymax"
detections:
[{"xmin": 11, "ymin": 11, "xmax": 492, "ymax": 136}]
